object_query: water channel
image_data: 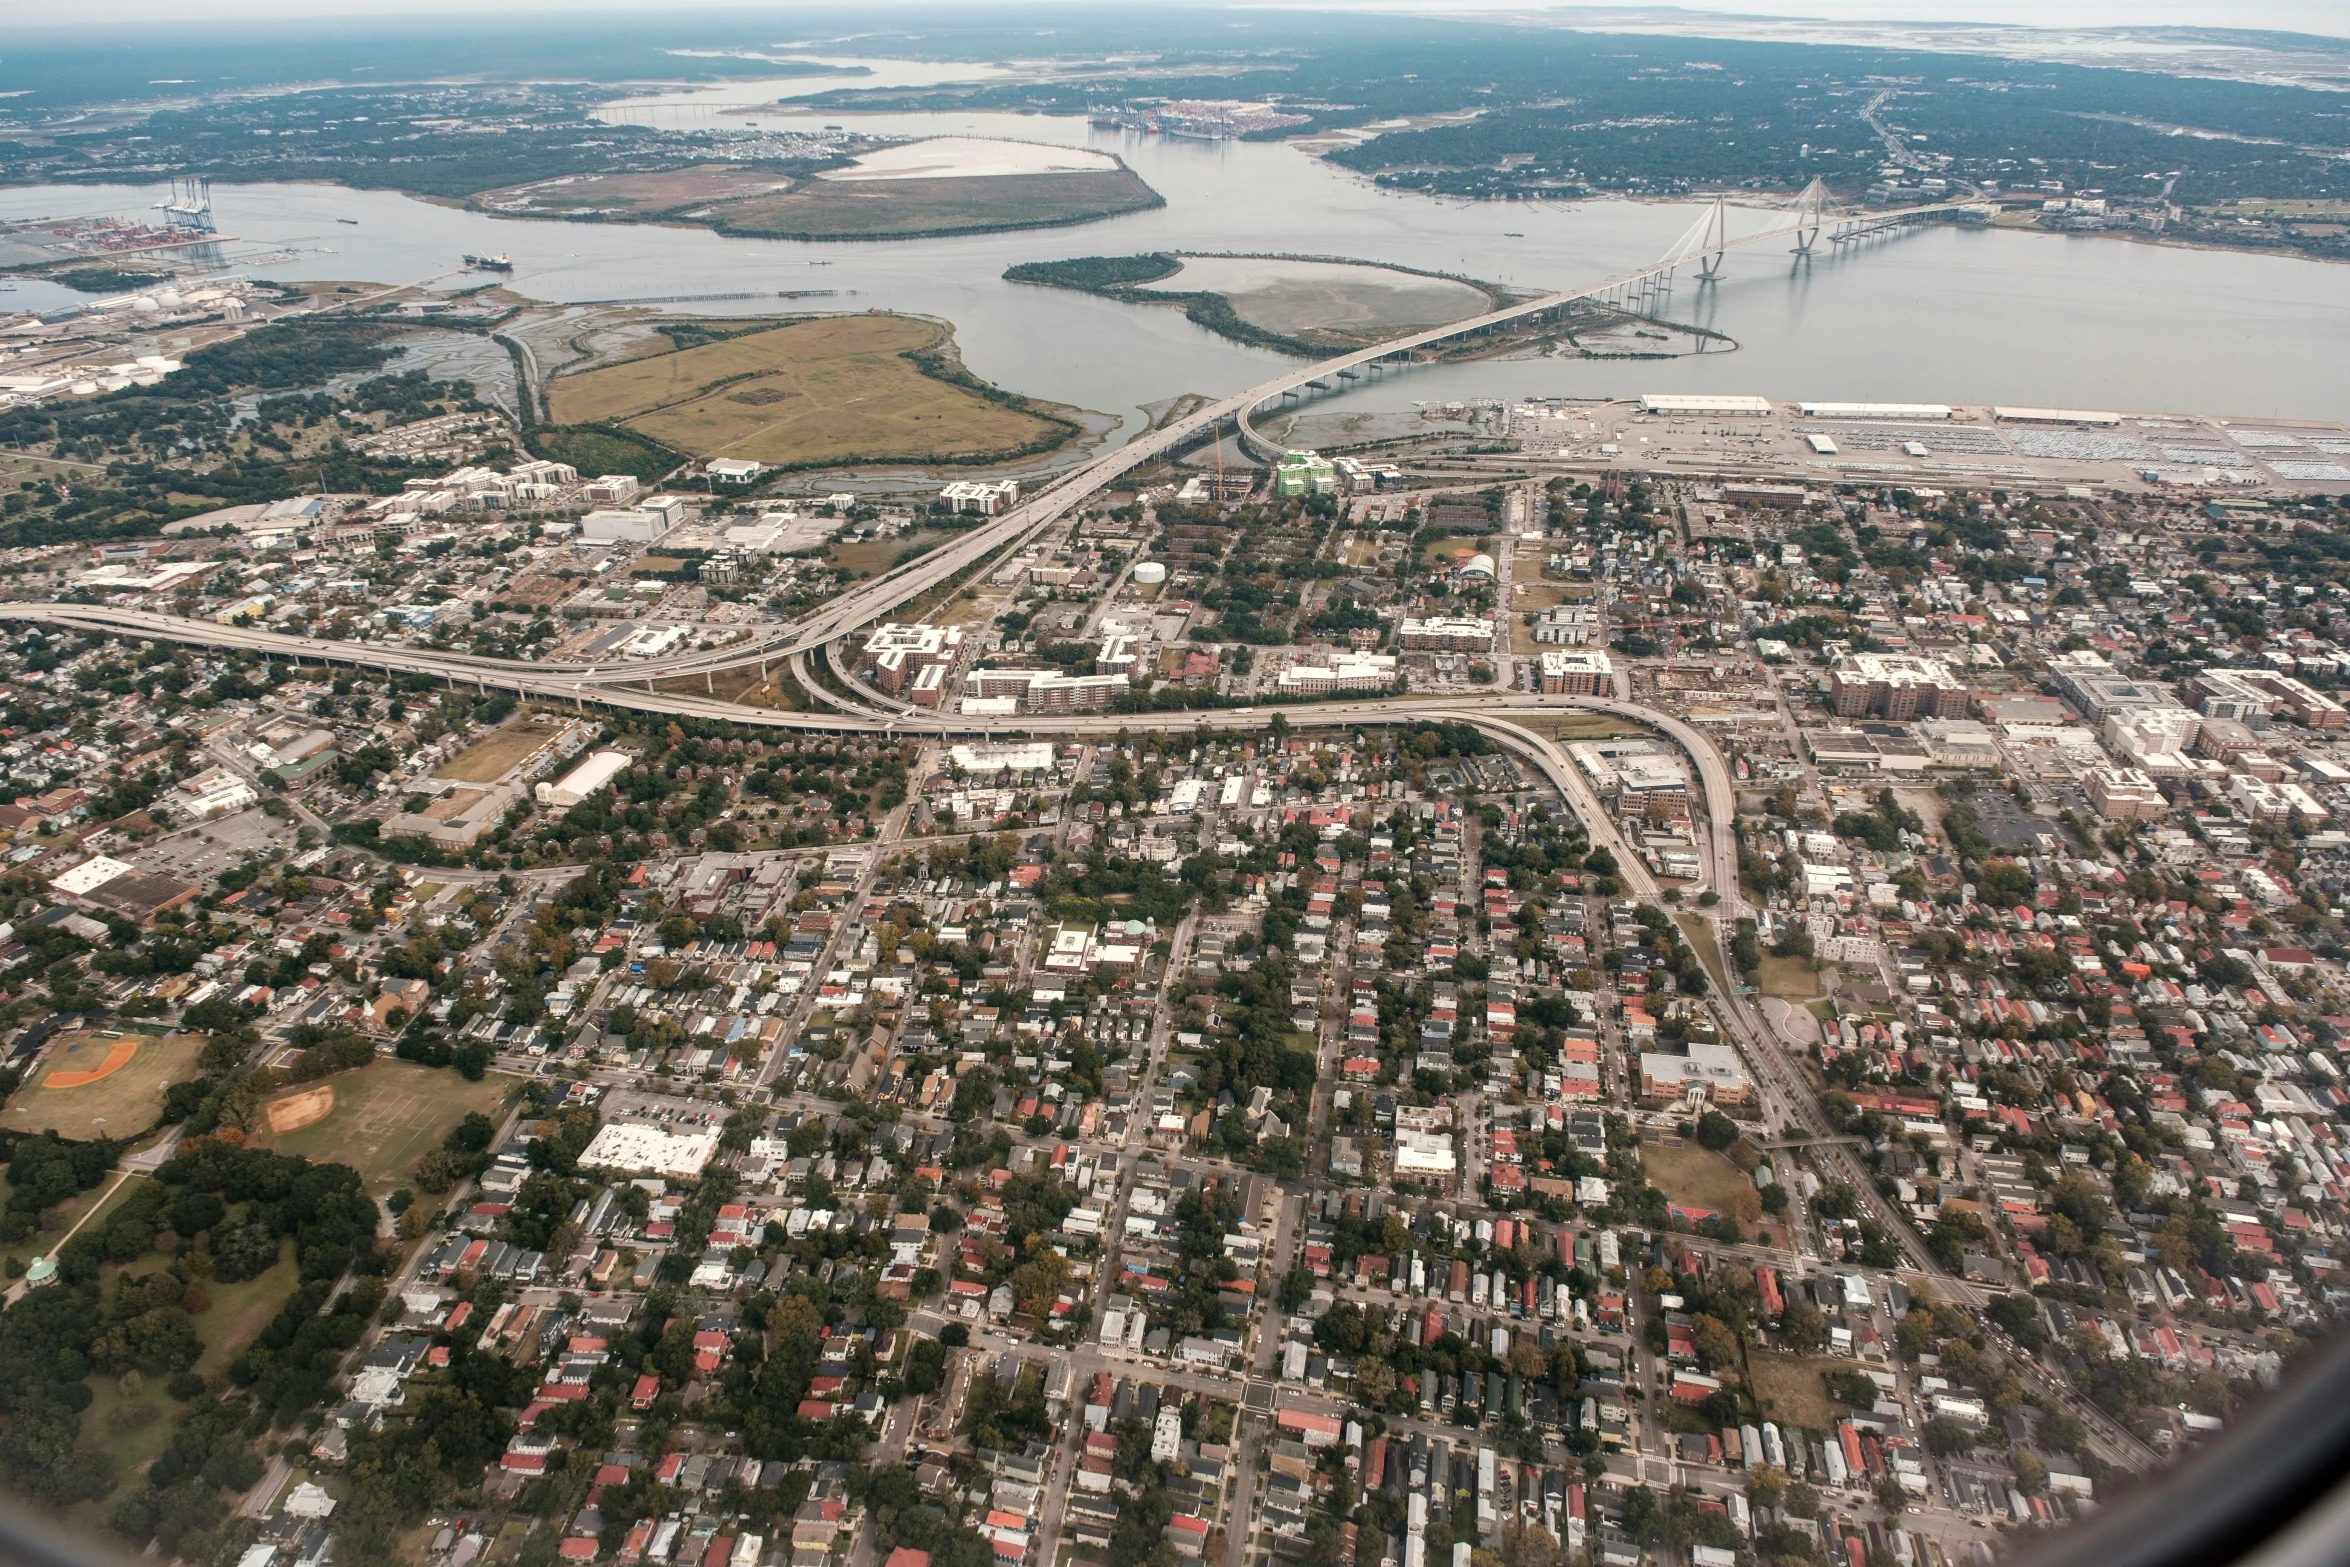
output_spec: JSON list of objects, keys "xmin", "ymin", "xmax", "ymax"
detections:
[{"xmin": 4, "ymin": 99, "xmax": 2346, "ymax": 440}]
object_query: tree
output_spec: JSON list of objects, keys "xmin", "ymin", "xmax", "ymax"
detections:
[
  {"xmin": 1279, "ymin": 1266, "xmax": 1314, "ymax": 1313},
  {"xmin": 1689, "ymin": 1314, "xmax": 1740, "ymax": 1371},
  {"xmin": 1781, "ymin": 1302, "xmax": 1829, "ymax": 1354},
  {"xmin": 1923, "ymin": 1416, "xmax": 1976, "ymax": 1455},
  {"xmin": 2041, "ymin": 1408, "xmax": 2088, "ymax": 1457},
  {"xmin": 446, "ymin": 1112, "xmax": 498, "ymax": 1154},
  {"xmin": 1256, "ymin": 1136, "xmax": 1307, "ymax": 1177},
  {"xmin": 2013, "ymin": 1451, "xmax": 2048, "ymax": 1495},
  {"xmin": 902, "ymin": 1338, "xmax": 947, "ymax": 1397},
  {"xmin": 1491, "ymin": 1526, "xmax": 1562, "ymax": 1567}
]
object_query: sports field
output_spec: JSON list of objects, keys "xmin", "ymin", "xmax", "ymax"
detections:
[
  {"xmin": 435, "ymin": 722, "xmax": 550, "ymax": 783},
  {"xmin": 546, "ymin": 314, "xmax": 1065, "ymax": 470},
  {"xmin": 253, "ymin": 1061, "xmax": 510, "ymax": 1196},
  {"xmin": 0, "ymin": 1031, "xmax": 202, "ymax": 1141}
]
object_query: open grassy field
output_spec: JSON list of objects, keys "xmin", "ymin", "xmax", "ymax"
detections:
[
  {"xmin": 656, "ymin": 662, "xmax": 800, "ymax": 709},
  {"xmin": 547, "ymin": 314, "xmax": 1065, "ymax": 471},
  {"xmin": 1758, "ymin": 956, "xmax": 1823, "ymax": 1000},
  {"xmin": 1421, "ymin": 533, "xmax": 1493, "ymax": 567},
  {"xmin": 193, "ymin": 1248, "xmax": 298, "ymax": 1373},
  {"xmin": 829, "ymin": 528, "xmax": 958, "ymax": 577},
  {"xmin": 1745, "ymin": 1351, "xmax": 1848, "ymax": 1435},
  {"xmin": 0, "ymin": 1031, "xmax": 202, "ymax": 1141},
  {"xmin": 478, "ymin": 164, "xmax": 795, "ymax": 220},
  {"xmin": 936, "ymin": 586, "xmax": 1014, "ymax": 629},
  {"xmin": 1674, "ymin": 913, "xmax": 1730, "ymax": 998},
  {"xmin": 1645, "ymin": 1138, "xmax": 1762, "ymax": 1225},
  {"xmin": 716, "ymin": 167, "xmax": 1159, "ymax": 240},
  {"xmin": 435, "ymin": 723, "xmax": 552, "ymax": 784},
  {"xmin": 1543, "ymin": 713, "xmax": 1644, "ymax": 742},
  {"xmin": 253, "ymin": 1062, "xmax": 509, "ymax": 1197},
  {"xmin": 65, "ymin": 1376, "xmax": 180, "ymax": 1533}
]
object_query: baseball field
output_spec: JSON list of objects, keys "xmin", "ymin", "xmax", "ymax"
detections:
[
  {"xmin": 253, "ymin": 1061, "xmax": 511, "ymax": 1195},
  {"xmin": 0, "ymin": 1031, "xmax": 202, "ymax": 1141}
]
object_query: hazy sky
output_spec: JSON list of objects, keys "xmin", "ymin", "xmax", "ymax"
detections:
[{"xmin": 0, "ymin": 0, "xmax": 2343, "ymax": 37}]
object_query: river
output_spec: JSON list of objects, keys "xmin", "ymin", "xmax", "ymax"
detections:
[{"xmin": 3, "ymin": 104, "xmax": 2345, "ymax": 439}]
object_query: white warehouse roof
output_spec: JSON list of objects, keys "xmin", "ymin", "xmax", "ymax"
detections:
[
  {"xmin": 537, "ymin": 750, "xmax": 631, "ymax": 809},
  {"xmin": 1640, "ymin": 394, "xmax": 1772, "ymax": 414},
  {"xmin": 578, "ymin": 1121, "xmax": 718, "ymax": 1178},
  {"xmin": 50, "ymin": 855, "xmax": 134, "ymax": 896},
  {"xmin": 1796, "ymin": 402, "xmax": 1953, "ymax": 419}
]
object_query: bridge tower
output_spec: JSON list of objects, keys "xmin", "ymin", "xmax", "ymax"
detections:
[
  {"xmin": 1696, "ymin": 195, "xmax": 1729, "ymax": 281},
  {"xmin": 1789, "ymin": 177, "xmax": 1826, "ymax": 256}
]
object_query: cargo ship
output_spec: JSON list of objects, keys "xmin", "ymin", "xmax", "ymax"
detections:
[{"xmin": 464, "ymin": 253, "xmax": 514, "ymax": 273}]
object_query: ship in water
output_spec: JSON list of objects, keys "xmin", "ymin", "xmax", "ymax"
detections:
[{"xmin": 464, "ymin": 253, "xmax": 514, "ymax": 273}]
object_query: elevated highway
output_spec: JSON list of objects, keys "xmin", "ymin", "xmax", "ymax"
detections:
[
  {"xmin": 2, "ymin": 593, "xmax": 2151, "ymax": 1465},
  {"xmin": 0, "ymin": 193, "xmax": 2056, "ymax": 1421},
  {"xmin": 557, "ymin": 192, "xmax": 1978, "ymax": 684}
]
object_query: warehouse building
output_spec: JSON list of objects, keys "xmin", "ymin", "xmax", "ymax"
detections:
[{"xmin": 536, "ymin": 750, "xmax": 632, "ymax": 810}]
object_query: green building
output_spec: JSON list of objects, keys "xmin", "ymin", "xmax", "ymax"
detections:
[{"xmin": 1274, "ymin": 449, "xmax": 1337, "ymax": 499}]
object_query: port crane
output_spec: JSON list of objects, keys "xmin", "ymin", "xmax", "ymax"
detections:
[{"xmin": 155, "ymin": 176, "xmax": 214, "ymax": 233}]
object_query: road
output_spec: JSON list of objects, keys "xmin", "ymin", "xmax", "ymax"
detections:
[
  {"xmin": 235, "ymin": 1096, "xmax": 537, "ymax": 1517},
  {"xmin": 748, "ymin": 776, "xmax": 919, "ymax": 1098},
  {"xmin": 10, "ymin": 593, "xmax": 2154, "ymax": 1473},
  {"xmin": 6, "ymin": 197, "xmax": 1965, "ymax": 701},
  {"xmin": 1026, "ymin": 912, "xmax": 1196, "ymax": 1567}
]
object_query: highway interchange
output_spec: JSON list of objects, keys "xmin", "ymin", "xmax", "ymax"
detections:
[
  {"xmin": 8, "ymin": 196, "xmax": 2153, "ymax": 1545},
  {"xmin": 0, "ymin": 595, "xmax": 2156, "ymax": 1481}
]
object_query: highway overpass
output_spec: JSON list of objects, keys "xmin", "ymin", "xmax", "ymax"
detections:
[{"xmin": 556, "ymin": 193, "xmax": 1977, "ymax": 685}]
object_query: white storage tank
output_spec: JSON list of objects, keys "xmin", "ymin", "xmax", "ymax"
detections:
[{"xmin": 1132, "ymin": 561, "xmax": 1168, "ymax": 585}]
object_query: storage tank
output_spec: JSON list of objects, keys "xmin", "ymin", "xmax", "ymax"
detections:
[{"xmin": 1132, "ymin": 561, "xmax": 1168, "ymax": 585}]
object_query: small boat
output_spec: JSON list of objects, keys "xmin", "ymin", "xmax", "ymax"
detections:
[
  {"xmin": 336, "ymin": 217, "xmax": 359, "ymax": 225},
  {"xmin": 1503, "ymin": 231, "xmax": 1523, "ymax": 237},
  {"xmin": 464, "ymin": 253, "xmax": 515, "ymax": 273}
]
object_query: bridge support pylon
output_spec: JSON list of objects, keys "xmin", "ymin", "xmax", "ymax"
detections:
[
  {"xmin": 1697, "ymin": 195, "xmax": 1729, "ymax": 281},
  {"xmin": 1789, "ymin": 176, "xmax": 1825, "ymax": 256}
]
